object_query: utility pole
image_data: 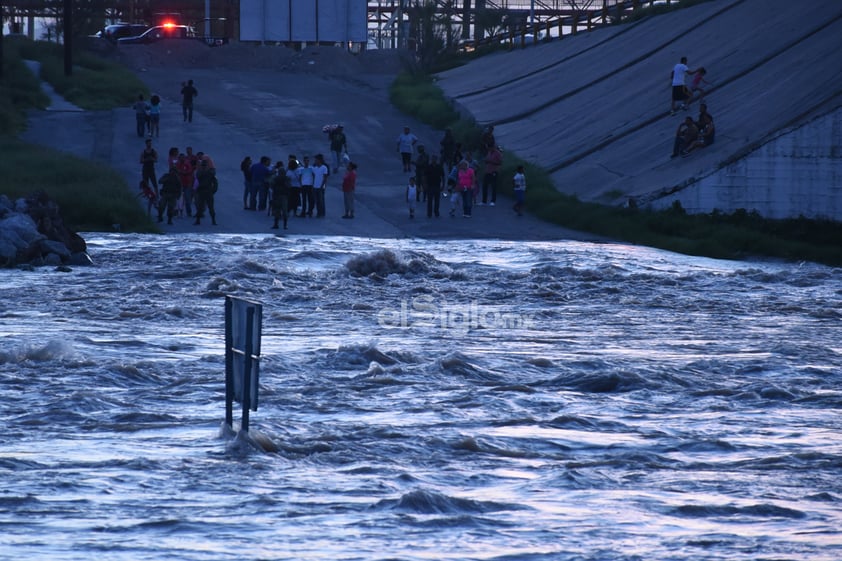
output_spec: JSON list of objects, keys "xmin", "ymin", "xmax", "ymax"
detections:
[
  {"xmin": 64, "ymin": 0, "xmax": 72, "ymax": 76},
  {"xmin": 0, "ymin": 1, "xmax": 5, "ymax": 80}
]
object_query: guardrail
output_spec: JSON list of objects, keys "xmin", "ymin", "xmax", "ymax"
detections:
[{"xmin": 464, "ymin": 0, "xmax": 681, "ymax": 51}]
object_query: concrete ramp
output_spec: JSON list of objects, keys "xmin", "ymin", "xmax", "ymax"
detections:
[{"xmin": 436, "ymin": 0, "xmax": 842, "ymax": 219}]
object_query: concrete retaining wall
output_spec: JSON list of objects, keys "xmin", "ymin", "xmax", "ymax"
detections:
[{"xmin": 650, "ymin": 107, "xmax": 842, "ymax": 220}]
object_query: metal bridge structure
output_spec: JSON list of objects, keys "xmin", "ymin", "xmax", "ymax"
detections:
[{"xmin": 2, "ymin": 0, "xmax": 678, "ymax": 46}]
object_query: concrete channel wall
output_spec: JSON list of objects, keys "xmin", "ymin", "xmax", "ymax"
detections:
[
  {"xmin": 650, "ymin": 107, "xmax": 842, "ymax": 219},
  {"xmin": 435, "ymin": 0, "xmax": 842, "ymax": 220}
]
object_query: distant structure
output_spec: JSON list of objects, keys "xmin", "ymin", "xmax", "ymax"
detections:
[
  {"xmin": 239, "ymin": 0, "xmax": 367, "ymax": 45},
  {"xmin": 2, "ymin": 1, "xmax": 661, "ymax": 46}
]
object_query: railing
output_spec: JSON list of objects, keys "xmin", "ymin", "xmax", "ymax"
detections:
[
  {"xmin": 468, "ymin": 0, "xmax": 681, "ymax": 50},
  {"xmin": 366, "ymin": 0, "xmax": 682, "ymax": 51}
]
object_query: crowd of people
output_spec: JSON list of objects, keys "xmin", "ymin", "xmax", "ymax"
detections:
[
  {"xmin": 399, "ymin": 124, "xmax": 527, "ymax": 219},
  {"xmin": 135, "ymin": 80, "xmax": 534, "ymax": 229},
  {"xmin": 138, "ymin": 139, "xmax": 218, "ymax": 226},
  {"xmin": 136, "ymin": 116, "xmax": 527, "ymax": 231},
  {"xmin": 132, "ymin": 59, "xmax": 724, "ymax": 231},
  {"xmin": 239, "ymin": 153, "xmax": 346, "ymax": 229}
]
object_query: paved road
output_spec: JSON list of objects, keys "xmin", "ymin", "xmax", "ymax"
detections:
[{"xmin": 23, "ymin": 64, "xmax": 598, "ymax": 242}]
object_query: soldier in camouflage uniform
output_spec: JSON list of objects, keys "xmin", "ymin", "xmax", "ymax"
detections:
[
  {"xmin": 193, "ymin": 160, "xmax": 218, "ymax": 226},
  {"xmin": 157, "ymin": 166, "xmax": 181, "ymax": 225}
]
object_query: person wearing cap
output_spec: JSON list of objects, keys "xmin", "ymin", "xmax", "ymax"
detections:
[
  {"xmin": 194, "ymin": 159, "xmax": 218, "ymax": 226},
  {"xmin": 139, "ymin": 138, "xmax": 159, "ymax": 197}
]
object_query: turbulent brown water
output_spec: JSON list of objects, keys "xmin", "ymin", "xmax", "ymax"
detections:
[{"xmin": 2, "ymin": 234, "xmax": 840, "ymax": 561}]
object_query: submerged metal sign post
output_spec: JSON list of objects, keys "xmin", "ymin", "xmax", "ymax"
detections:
[{"xmin": 225, "ymin": 296, "xmax": 263, "ymax": 432}]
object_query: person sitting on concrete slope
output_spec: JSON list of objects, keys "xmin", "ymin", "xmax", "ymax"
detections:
[
  {"xmin": 671, "ymin": 116, "xmax": 699, "ymax": 158},
  {"xmin": 683, "ymin": 104, "xmax": 716, "ymax": 156}
]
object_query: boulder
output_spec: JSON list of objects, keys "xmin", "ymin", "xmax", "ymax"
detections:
[{"xmin": 0, "ymin": 190, "xmax": 91, "ymax": 268}]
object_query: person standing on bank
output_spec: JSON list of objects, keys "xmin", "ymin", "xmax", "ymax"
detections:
[
  {"xmin": 249, "ymin": 156, "xmax": 272, "ymax": 211},
  {"xmin": 148, "ymin": 94, "xmax": 161, "ymax": 137},
  {"xmin": 670, "ymin": 57, "xmax": 697, "ymax": 115},
  {"xmin": 194, "ymin": 160, "xmax": 218, "ymax": 226},
  {"xmin": 240, "ymin": 156, "xmax": 252, "ymax": 210},
  {"xmin": 132, "ymin": 94, "xmax": 149, "ymax": 137},
  {"xmin": 298, "ymin": 155, "xmax": 316, "ymax": 217},
  {"xmin": 341, "ymin": 162, "xmax": 357, "ymax": 219},
  {"xmin": 181, "ymin": 79, "xmax": 198, "ymax": 123},
  {"xmin": 396, "ymin": 126, "xmax": 418, "ymax": 173},
  {"xmin": 425, "ymin": 154, "xmax": 444, "ymax": 218},
  {"xmin": 269, "ymin": 162, "xmax": 290, "ymax": 230},
  {"xmin": 139, "ymin": 138, "xmax": 158, "ymax": 197},
  {"xmin": 287, "ymin": 155, "xmax": 303, "ymax": 217},
  {"xmin": 457, "ymin": 160, "xmax": 475, "ymax": 218},
  {"xmin": 157, "ymin": 166, "xmax": 181, "ymax": 225},
  {"xmin": 481, "ymin": 145, "xmax": 502, "ymax": 206},
  {"xmin": 413, "ymin": 145, "xmax": 429, "ymax": 202},
  {"xmin": 512, "ymin": 165, "xmax": 527, "ymax": 216},
  {"xmin": 329, "ymin": 125, "xmax": 347, "ymax": 174},
  {"xmin": 313, "ymin": 154, "xmax": 330, "ymax": 218}
]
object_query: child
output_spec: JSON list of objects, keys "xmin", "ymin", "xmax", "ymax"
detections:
[
  {"xmin": 512, "ymin": 165, "xmax": 526, "ymax": 216},
  {"xmin": 138, "ymin": 180, "xmax": 157, "ymax": 216},
  {"xmin": 406, "ymin": 177, "xmax": 417, "ymax": 218},
  {"xmin": 447, "ymin": 163, "xmax": 459, "ymax": 217},
  {"xmin": 688, "ymin": 67, "xmax": 710, "ymax": 105}
]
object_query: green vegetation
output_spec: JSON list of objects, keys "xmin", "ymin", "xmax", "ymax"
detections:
[
  {"xmin": 390, "ymin": 71, "xmax": 842, "ymax": 266},
  {"xmin": 14, "ymin": 39, "xmax": 149, "ymax": 110},
  {"xmin": 1, "ymin": 36, "xmax": 153, "ymax": 232},
  {"xmin": 0, "ymin": 136, "xmax": 157, "ymax": 232}
]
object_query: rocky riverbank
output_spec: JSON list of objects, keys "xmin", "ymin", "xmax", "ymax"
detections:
[{"xmin": 0, "ymin": 191, "xmax": 91, "ymax": 269}]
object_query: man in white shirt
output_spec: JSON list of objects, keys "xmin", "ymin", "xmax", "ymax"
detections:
[
  {"xmin": 670, "ymin": 56, "xmax": 697, "ymax": 115},
  {"xmin": 396, "ymin": 126, "xmax": 418, "ymax": 172},
  {"xmin": 298, "ymin": 155, "xmax": 316, "ymax": 217},
  {"xmin": 312, "ymin": 154, "xmax": 330, "ymax": 217}
]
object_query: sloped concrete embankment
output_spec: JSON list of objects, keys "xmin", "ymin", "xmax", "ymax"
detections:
[{"xmin": 436, "ymin": 0, "xmax": 842, "ymax": 220}]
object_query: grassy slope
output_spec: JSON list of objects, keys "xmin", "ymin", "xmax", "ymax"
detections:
[{"xmin": 1, "ymin": 37, "xmax": 155, "ymax": 233}]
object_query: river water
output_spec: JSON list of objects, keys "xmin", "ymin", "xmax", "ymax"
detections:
[{"xmin": 2, "ymin": 234, "xmax": 840, "ymax": 561}]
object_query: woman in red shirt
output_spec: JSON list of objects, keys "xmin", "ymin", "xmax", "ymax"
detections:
[{"xmin": 341, "ymin": 162, "xmax": 357, "ymax": 219}]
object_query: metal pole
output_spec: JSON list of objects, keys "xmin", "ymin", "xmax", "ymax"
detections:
[
  {"xmin": 204, "ymin": 0, "xmax": 210, "ymax": 37},
  {"xmin": 0, "ymin": 1, "xmax": 4, "ymax": 80},
  {"xmin": 241, "ymin": 307, "xmax": 255, "ymax": 433},
  {"xmin": 63, "ymin": 0, "xmax": 72, "ymax": 76},
  {"xmin": 224, "ymin": 297, "xmax": 234, "ymax": 428}
]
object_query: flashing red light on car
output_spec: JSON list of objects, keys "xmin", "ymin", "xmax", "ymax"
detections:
[{"xmin": 162, "ymin": 21, "xmax": 176, "ymax": 28}]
